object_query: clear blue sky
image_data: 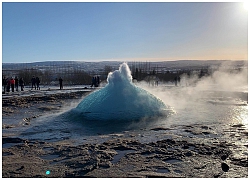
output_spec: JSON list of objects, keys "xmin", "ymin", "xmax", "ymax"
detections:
[{"xmin": 2, "ymin": 2, "xmax": 248, "ymax": 63}]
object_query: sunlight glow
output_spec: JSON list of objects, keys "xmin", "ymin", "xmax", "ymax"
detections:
[{"xmin": 243, "ymin": 1, "xmax": 249, "ymax": 11}]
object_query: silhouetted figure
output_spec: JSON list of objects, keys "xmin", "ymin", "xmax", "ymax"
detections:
[
  {"xmin": 10, "ymin": 78, "xmax": 15, "ymax": 92},
  {"xmin": 155, "ymin": 77, "xmax": 159, "ymax": 86},
  {"xmin": 6, "ymin": 78, "xmax": 10, "ymax": 92},
  {"xmin": 96, "ymin": 76, "xmax": 100, "ymax": 87},
  {"xmin": 59, "ymin": 77, "xmax": 63, "ymax": 90},
  {"xmin": 178, "ymin": 76, "xmax": 181, "ymax": 85},
  {"xmin": 19, "ymin": 78, "xmax": 24, "ymax": 91},
  {"xmin": 155, "ymin": 80, "xmax": 158, "ymax": 86},
  {"xmin": 94, "ymin": 77, "xmax": 97, "ymax": 87},
  {"xmin": 2, "ymin": 76, "xmax": 7, "ymax": 94},
  {"xmin": 174, "ymin": 76, "xmax": 178, "ymax": 86},
  {"xmin": 36, "ymin": 77, "xmax": 40, "ymax": 90},
  {"xmin": 91, "ymin": 76, "xmax": 96, "ymax": 87},
  {"xmin": 15, "ymin": 76, "xmax": 19, "ymax": 91},
  {"xmin": 31, "ymin": 76, "xmax": 36, "ymax": 90}
]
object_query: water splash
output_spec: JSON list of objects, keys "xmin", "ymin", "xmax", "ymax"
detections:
[{"xmin": 74, "ymin": 63, "xmax": 173, "ymax": 121}]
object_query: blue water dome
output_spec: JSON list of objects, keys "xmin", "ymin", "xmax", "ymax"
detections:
[{"xmin": 75, "ymin": 63, "xmax": 170, "ymax": 121}]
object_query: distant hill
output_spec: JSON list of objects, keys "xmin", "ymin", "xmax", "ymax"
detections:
[{"xmin": 2, "ymin": 60, "xmax": 247, "ymax": 74}]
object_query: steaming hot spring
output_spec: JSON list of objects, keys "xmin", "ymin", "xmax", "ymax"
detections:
[
  {"xmin": 8, "ymin": 61, "xmax": 247, "ymax": 143},
  {"xmin": 73, "ymin": 63, "xmax": 173, "ymax": 121}
]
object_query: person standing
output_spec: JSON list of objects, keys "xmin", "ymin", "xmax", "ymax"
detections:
[
  {"xmin": 96, "ymin": 76, "xmax": 100, "ymax": 87},
  {"xmin": 91, "ymin": 76, "xmax": 95, "ymax": 87},
  {"xmin": 177, "ymin": 76, "xmax": 181, "ymax": 86},
  {"xmin": 2, "ymin": 76, "xmax": 7, "ymax": 94},
  {"xmin": 59, "ymin": 77, "xmax": 63, "ymax": 90},
  {"xmin": 174, "ymin": 76, "xmax": 178, "ymax": 86},
  {"xmin": 15, "ymin": 76, "xmax": 19, "ymax": 91},
  {"xmin": 6, "ymin": 78, "xmax": 10, "ymax": 92},
  {"xmin": 36, "ymin": 77, "xmax": 40, "ymax": 90},
  {"xmin": 31, "ymin": 76, "xmax": 36, "ymax": 90},
  {"xmin": 10, "ymin": 78, "xmax": 15, "ymax": 92},
  {"xmin": 19, "ymin": 78, "xmax": 25, "ymax": 91}
]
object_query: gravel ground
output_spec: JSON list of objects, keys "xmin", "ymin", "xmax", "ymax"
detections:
[{"xmin": 2, "ymin": 89, "xmax": 248, "ymax": 178}]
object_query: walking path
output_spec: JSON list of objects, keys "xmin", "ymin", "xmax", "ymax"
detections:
[{"xmin": 2, "ymin": 85, "xmax": 99, "ymax": 99}]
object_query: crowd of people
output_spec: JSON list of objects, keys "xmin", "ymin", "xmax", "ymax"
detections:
[
  {"xmin": 2, "ymin": 76, "xmax": 41, "ymax": 94},
  {"xmin": 2, "ymin": 76, "xmax": 25, "ymax": 93},
  {"xmin": 31, "ymin": 76, "xmax": 41, "ymax": 90},
  {"xmin": 2, "ymin": 75, "xmax": 65, "ymax": 94},
  {"xmin": 3, "ymin": 74, "xmax": 182, "ymax": 94},
  {"xmin": 91, "ymin": 76, "xmax": 100, "ymax": 87}
]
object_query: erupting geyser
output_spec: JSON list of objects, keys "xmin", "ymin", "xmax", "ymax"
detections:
[{"xmin": 75, "ymin": 63, "xmax": 171, "ymax": 121}]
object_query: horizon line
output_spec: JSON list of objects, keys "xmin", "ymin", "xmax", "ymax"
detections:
[{"xmin": 2, "ymin": 59, "xmax": 248, "ymax": 64}]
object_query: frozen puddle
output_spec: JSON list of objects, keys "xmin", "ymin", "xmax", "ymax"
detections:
[
  {"xmin": 164, "ymin": 158, "xmax": 183, "ymax": 164},
  {"xmin": 40, "ymin": 154, "xmax": 60, "ymax": 160},
  {"xmin": 156, "ymin": 168, "xmax": 170, "ymax": 173},
  {"xmin": 111, "ymin": 149, "xmax": 136, "ymax": 164}
]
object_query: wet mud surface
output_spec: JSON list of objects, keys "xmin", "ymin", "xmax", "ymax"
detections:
[
  {"xmin": 2, "ymin": 90, "xmax": 248, "ymax": 178},
  {"xmin": 2, "ymin": 90, "xmax": 90, "ymax": 128}
]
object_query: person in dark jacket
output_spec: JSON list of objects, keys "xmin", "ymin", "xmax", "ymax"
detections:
[
  {"xmin": 6, "ymin": 78, "xmax": 10, "ymax": 92},
  {"xmin": 36, "ymin": 77, "xmax": 40, "ymax": 90},
  {"xmin": 91, "ymin": 76, "xmax": 95, "ymax": 87},
  {"xmin": 2, "ymin": 76, "xmax": 7, "ymax": 94},
  {"xmin": 19, "ymin": 78, "xmax": 25, "ymax": 91},
  {"xmin": 15, "ymin": 76, "xmax": 19, "ymax": 91},
  {"xmin": 59, "ymin": 77, "xmax": 63, "ymax": 90},
  {"xmin": 96, "ymin": 76, "xmax": 100, "ymax": 87},
  {"xmin": 31, "ymin": 76, "xmax": 36, "ymax": 90}
]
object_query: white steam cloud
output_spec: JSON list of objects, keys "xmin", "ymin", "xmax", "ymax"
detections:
[{"xmin": 137, "ymin": 61, "xmax": 248, "ymax": 112}]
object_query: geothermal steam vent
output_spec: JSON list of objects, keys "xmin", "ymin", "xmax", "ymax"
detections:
[{"xmin": 76, "ymin": 63, "xmax": 168, "ymax": 120}]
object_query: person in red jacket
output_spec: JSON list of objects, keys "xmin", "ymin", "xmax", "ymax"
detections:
[{"xmin": 10, "ymin": 78, "xmax": 15, "ymax": 92}]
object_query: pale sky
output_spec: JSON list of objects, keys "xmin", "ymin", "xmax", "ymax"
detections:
[{"xmin": 2, "ymin": 2, "xmax": 248, "ymax": 63}]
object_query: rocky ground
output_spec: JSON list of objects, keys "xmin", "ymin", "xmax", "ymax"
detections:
[{"xmin": 2, "ymin": 89, "xmax": 248, "ymax": 178}]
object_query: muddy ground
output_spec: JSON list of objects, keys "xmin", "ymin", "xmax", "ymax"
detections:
[{"xmin": 2, "ymin": 90, "xmax": 248, "ymax": 178}]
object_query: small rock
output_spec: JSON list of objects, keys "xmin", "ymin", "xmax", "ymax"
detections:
[
  {"xmin": 221, "ymin": 155, "xmax": 227, "ymax": 161},
  {"xmin": 201, "ymin": 126, "xmax": 209, "ymax": 130},
  {"xmin": 16, "ymin": 166, "xmax": 24, "ymax": 171},
  {"xmin": 182, "ymin": 145, "xmax": 189, "ymax": 149},
  {"xmin": 2, "ymin": 124, "xmax": 15, "ymax": 129},
  {"xmin": 221, "ymin": 163, "xmax": 229, "ymax": 172},
  {"xmin": 166, "ymin": 139, "xmax": 176, "ymax": 144},
  {"xmin": 185, "ymin": 151, "xmax": 192, "ymax": 157},
  {"xmin": 150, "ymin": 127, "xmax": 169, "ymax": 131},
  {"xmin": 202, "ymin": 131, "xmax": 210, "ymax": 135},
  {"xmin": 214, "ymin": 173, "xmax": 221, "ymax": 178},
  {"xmin": 232, "ymin": 124, "xmax": 244, "ymax": 128}
]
